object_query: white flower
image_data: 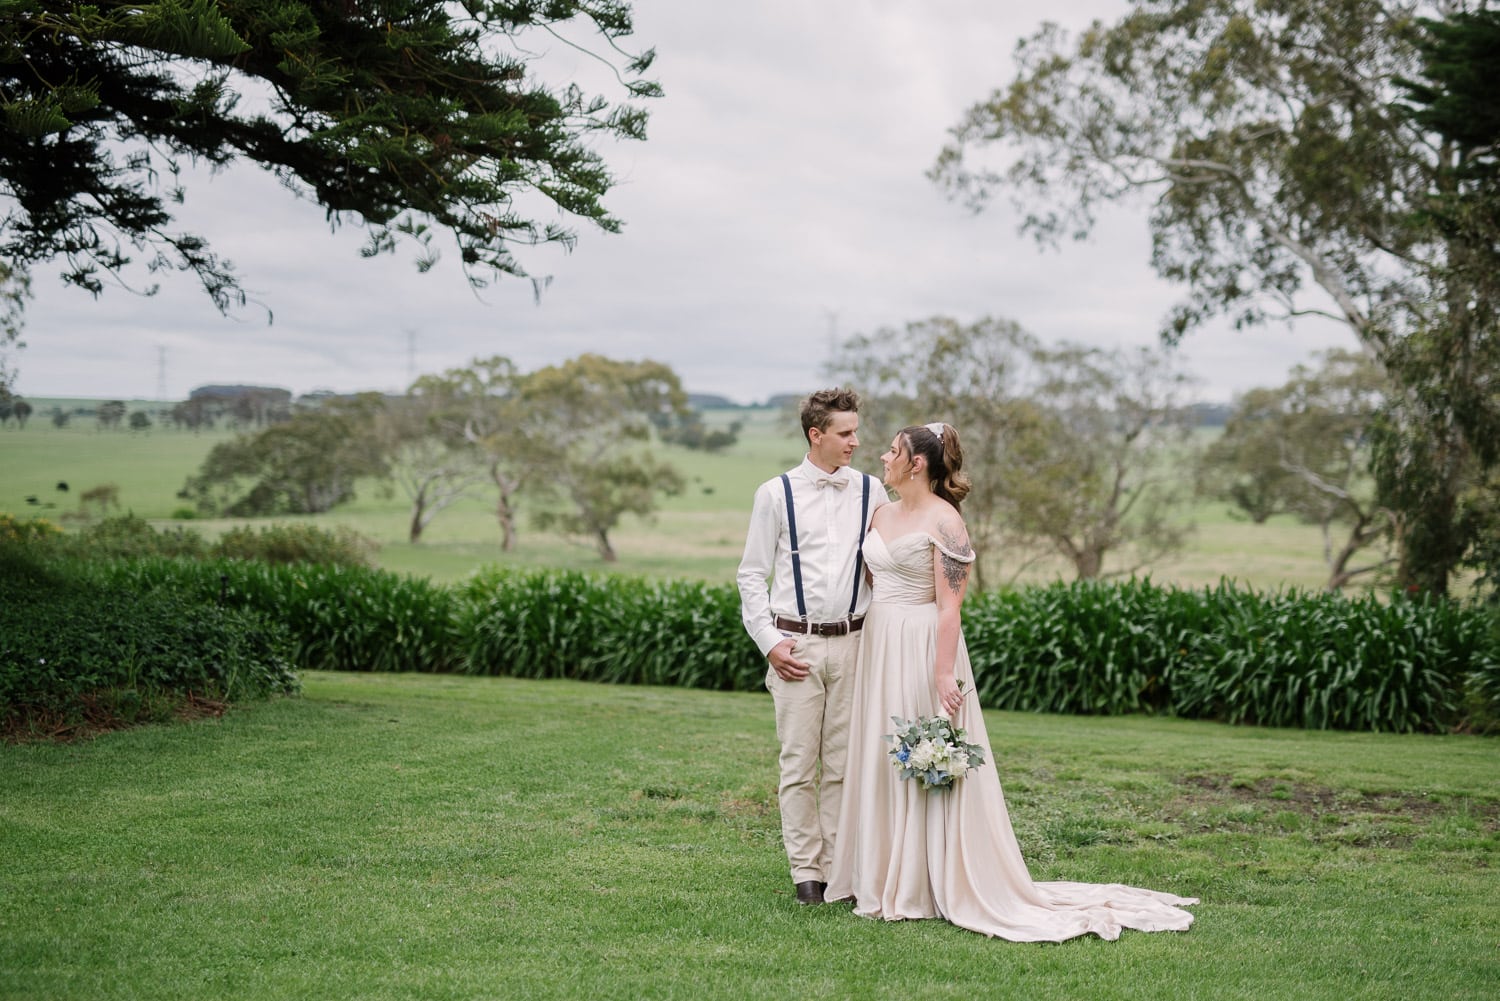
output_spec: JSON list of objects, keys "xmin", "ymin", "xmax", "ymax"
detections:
[
  {"xmin": 929, "ymin": 742, "xmax": 951, "ymax": 768},
  {"xmin": 907, "ymin": 739, "xmax": 937, "ymax": 771},
  {"xmin": 886, "ymin": 714, "xmax": 987, "ymax": 789}
]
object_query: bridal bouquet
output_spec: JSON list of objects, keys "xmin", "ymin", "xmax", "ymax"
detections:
[{"xmin": 884, "ymin": 713, "xmax": 987, "ymax": 791}]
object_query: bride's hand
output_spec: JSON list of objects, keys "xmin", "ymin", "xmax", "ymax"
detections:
[{"xmin": 935, "ymin": 674, "xmax": 963, "ymax": 717}]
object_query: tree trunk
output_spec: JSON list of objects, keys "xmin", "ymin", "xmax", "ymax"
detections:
[
  {"xmin": 1398, "ymin": 486, "xmax": 1459, "ymax": 597},
  {"xmin": 595, "ymin": 528, "xmax": 617, "ymax": 562},
  {"xmin": 1071, "ymin": 546, "xmax": 1103, "ymax": 580},
  {"xmin": 489, "ymin": 461, "xmax": 519, "ymax": 551},
  {"xmin": 1326, "ymin": 528, "xmax": 1363, "ymax": 591},
  {"xmin": 495, "ymin": 495, "xmax": 516, "ymax": 551},
  {"xmin": 1323, "ymin": 508, "xmax": 1393, "ymax": 592},
  {"xmin": 1394, "ymin": 424, "xmax": 1468, "ymax": 598}
]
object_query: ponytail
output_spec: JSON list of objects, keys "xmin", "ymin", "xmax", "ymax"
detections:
[{"xmin": 901, "ymin": 423, "xmax": 971, "ymax": 511}]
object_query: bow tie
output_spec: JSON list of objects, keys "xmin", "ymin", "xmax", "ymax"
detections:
[{"xmin": 816, "ymin": 475, "xmax": 849, "ymax": 490}]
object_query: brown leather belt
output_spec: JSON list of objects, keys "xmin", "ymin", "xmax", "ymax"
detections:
[{"xmin": 774, "ymin": 614, "xmax": 865, "ymax": 637}]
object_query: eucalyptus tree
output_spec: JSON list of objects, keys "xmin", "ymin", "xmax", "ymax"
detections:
[
  {"xmin": 933, "ymin": 0, "xmax": 1498, "ymax": 595},
  {"xmin": 1197, "ymin": 387, "xmax": 1300, "ymax": 526},
  {"xmin": 1025, "ymin": 342, "xmax": 1199, "ymax": 581},
  {"xmin": 0, "ymin": 1, "xmax": 658, "ymax": 314},
  {"xmin": 377, "ymin": 388, "xmax": 490, "ymax": 544},
  {"xmin": 831, "ymin": 316, "xmax": 1198, "ymax": 585},
  {"xmin": 832, "ymin": 316, "xmax": 1053, "ymax": 588},
  {"xmin": 95, "ymin": 400, "xmax": 126, "ymax": 429},
  {"xmin": 412, "ymin": 352, "xmax": 690, "ymax": 559},
  {"xmin": 1204, "ymin": 350, "xmax": 1396, "ymax": 590},
  {"xmin": 410, "ymin": 356, "xmax": 535, "ymax": 550},
  {"xmin": 1390, "ymin": 5, "xmax": 1500, "ymax": 596},
  {"xmin": 521, "ymin": 353, "xmax": 688, "ymax": 562},
  {"xmin": 179, "ymin": 394, "xmax": 388, "ymax": 515}
]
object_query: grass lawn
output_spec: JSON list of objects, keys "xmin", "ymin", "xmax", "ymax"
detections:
[{"xmin": 2, "ymin": 674, "xmax": 1496, "ymax": 1000}]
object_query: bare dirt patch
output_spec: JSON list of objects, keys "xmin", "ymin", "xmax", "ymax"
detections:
[
  {"xmin": 1170, "ymin": 773, "xmax": 1500, "ymax": 833},
  {"xmin": 2, "ymin": 691, "xmax": 227, "ymax": 744}
]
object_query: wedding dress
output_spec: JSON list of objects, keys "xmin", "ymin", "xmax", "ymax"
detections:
[{"xmin": 825, "ymin": 529, "xmax": 1197, "ymax": 941}]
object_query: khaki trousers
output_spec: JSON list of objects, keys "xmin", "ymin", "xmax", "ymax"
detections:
[{"xmin": 766, "ymin": 630, "xmax": 860, "ymax": 885}]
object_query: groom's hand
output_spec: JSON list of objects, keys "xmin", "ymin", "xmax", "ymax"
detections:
[{"xmin": 768, "ymin": 638, "xmax": 811, "ymax": 681}]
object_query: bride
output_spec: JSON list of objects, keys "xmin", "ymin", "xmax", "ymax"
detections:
[{"xmin": 825, "ymin": 421, "xmax": 1197, "ymax": 941}]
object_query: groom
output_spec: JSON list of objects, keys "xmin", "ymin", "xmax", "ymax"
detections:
[{"xmin": 737, "ymin": 387, "xmax": 886, "ymax": 905}]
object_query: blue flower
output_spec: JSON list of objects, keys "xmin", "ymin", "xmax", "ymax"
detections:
[{"xmin": 896, "ymin": 745, "xmax": 911, "ymax": 763}]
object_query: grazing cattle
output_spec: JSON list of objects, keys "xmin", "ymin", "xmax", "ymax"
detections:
[
  {"xmin": 24, "ymin": 495, "xmax": 38, "ymax": 504},
  {"xmin": 56, "ymin": 481, "xmax": 68, "ymax": 492},
  {"xmin": 80, "ymin": 483, "xmax": 121, "ymax": 512}
]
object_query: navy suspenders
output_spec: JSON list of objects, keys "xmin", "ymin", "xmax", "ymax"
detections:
[
  {"xmin": 779, "ymin": 471, "xmax": 872, "ymax": 621},
  {"xmin": 780, "ymin": 473, "xmax": 806, "ymax": 618},
  {"xmin": 851, "ymin": 473, "xmax": 871, "ymax": 615}
]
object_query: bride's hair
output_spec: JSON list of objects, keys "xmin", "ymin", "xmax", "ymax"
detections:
[{"xmin": 901, "ymin": 423, "xmax": 971, "ymax": 511}]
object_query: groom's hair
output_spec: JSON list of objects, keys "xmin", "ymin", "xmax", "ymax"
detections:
[{"xmin": 800, "ymin": 387, "xmax": 861, "ymax": 443}]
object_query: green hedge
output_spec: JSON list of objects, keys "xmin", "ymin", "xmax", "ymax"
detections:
[
  {"xmin": 0, "ymin": 547, "xmax": 298, "ymax": 732},
  {"xmin": 454, "ymin": 569, "xmax": 764, "ymax": 690},
  {"xmin": 963, "ymin": 580, "xmax": 1497, "ymax": 733},
  {"xmin": 12, "ymin": 514, "xmax": 376, "ymax": 567},
  {"xmin": 99, "ymin": 559, "xmax": 461, "ymax": 674},
  {"xmin": 10, "ymin": 546, "xmax": 1499, "ymax": 734},
  {"xmin": 963, "ymin": 580, "xmax": 1206, "ymax": 716},
  {"xmin": 192, "ymin": 564, "xmax": 1500, "ymax": 732}
]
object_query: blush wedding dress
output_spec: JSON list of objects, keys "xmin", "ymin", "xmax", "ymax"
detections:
[{"xmin": 825, "ymin": 529, "xmax": 1197, "ymax": 941}]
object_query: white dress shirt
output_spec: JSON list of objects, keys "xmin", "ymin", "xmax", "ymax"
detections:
[{"xmin": 737, "ymin": 457, "xmax": 889, "ymax": 657}]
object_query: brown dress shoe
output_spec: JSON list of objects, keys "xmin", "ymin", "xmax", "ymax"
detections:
[{"xmin": 794, "ymin": 880, "xmax": 825, "ymax": 905}]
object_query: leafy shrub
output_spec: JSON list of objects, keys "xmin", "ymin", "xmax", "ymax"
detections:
[
  {"xmin": 9, "ymin": 515, "xmax": 374, "ymax": 568},
  {"xmin": 0, "ymin": 545, "xmax": 297, "ymax": 735},
  {"xmin": 18, "ymin": 546, "xmax": 1495, "ymax": 734},
  {"xmin": 0, "ymin": 514, "xmax": 63, "ymax": 544},
  {"xmin": 963, "ymin": 580, "xmax": 1497, "ymax": 733},
  {"xmin": 99, "ymin": 559, "xmax": 459, "ymax": 674},
  {"xmin": 1168, "ymin": 586, "xmax": 1482, "ymax": 731},
  {"xmin": 210, "ymin": 523, "xmax": 375, "ymax": 568},
  {"xmin": 455, "ymin": 569, "xmax": 763, "ymax": 690},
  {"xmin": 963, "ymin": 579, "xmax": 1205, "ymax": 716},
  {"xmin": 1458, "ymin": 605, "xmax": 1500, "ymax": 734},
  {"xmin": 54, "ymin": 514, "xmax": 207, "ymax": 560}
]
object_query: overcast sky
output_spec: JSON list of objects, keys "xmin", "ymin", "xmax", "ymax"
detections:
[{"xmin": 10, "ymin": 0, "xmax": 1353, "ymax": 405}]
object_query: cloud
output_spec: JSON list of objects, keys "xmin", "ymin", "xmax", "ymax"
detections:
[{"xmin": 11, "ymin": 0, "xmax": 1352, "ymax": 405}]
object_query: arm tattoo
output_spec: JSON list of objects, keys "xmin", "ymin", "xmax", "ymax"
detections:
[
  {"xmin": 937, "ymin": 522, "xmax": 973, "ymax": 594},
  {"xmin": 940, "ymin": 552, "xmax": 970, "ymax": 593}
]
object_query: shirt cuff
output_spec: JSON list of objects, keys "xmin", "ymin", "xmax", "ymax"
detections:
[{"xmin": 751, "ymin": 623, "xmax": 786, "ymax": 658}]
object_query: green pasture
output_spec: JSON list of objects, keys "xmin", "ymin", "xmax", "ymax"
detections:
[
  {"xmin": 2, "ymin": 673, "xmax": 1496, "ymax": 1000},
  {"xmin": 2, "ymin": 402, "xmax": 1357, "ymax": 590}
]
